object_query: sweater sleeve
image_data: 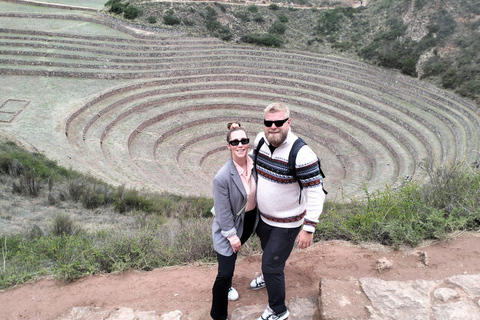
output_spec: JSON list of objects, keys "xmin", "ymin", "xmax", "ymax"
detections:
[{"xmin": 296, "ymin": 146, "xmax": 326, "ymax": 233}]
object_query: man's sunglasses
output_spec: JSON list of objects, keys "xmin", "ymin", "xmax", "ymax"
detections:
[
  {"xmin": 229, "ymin": 138, "xmax": 250, "ymax": 146},
  {"xmin": 264, "ymin": 118, "xmax": 289, "ymax": 127}
]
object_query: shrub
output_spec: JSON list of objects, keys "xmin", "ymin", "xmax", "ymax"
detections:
[
  {"xmin": 400, "ymin": 55, "xmax": 417, "ymax": 76},
  {"xmin": 456, "ymin": 80, "xmax": 480, "ymax": 101},
  {"xmin": 268, "ymin": 21, "xmax": 286, "ymax": 35},
  {"xmin": 247, "ymin": 5, "xmax": 258, "ymax": 13},
  {"xmin": 278, "ymin": 14, "xmax": 288, "ymax": 23},
  {"xmin": 316, "ymin": 8, "xmax": 342, "ymax": 36},
  {"xmin": 235, "ymin": 11, "xmax": 250, "ymax": 22},
  {"xmin": 163, "ymin": 14, "xmax": 181, "ymax": 25},
  {"xmin": 241, "ymin": 33, "xmax": 283, "ymax": 48},
  {"xmin": 11, "ymin": 170, "xmax": 39, "ymax": 197},
  {"xmin": 124, "ymin": 6, "xmax": 140, "ymax": 20},
  {"xmin": 51, "ymin": 213, "xmax": 79, "ymax": 236},
  {"xmin": 205, "ymin": 6, "xmax": 218, "ymax": 19},
  {"xmin": 269, "ymin": 3, "xmax": 279, "ymax": 10},
  {"xmin": 253, "ymin": 13, "xmax": 264, "ymax": 23},
  {"xmin": 441, "ymin": 68, "xmax": 460, "ymax": 89},
  {"xmin": 214, "ymin": 2, "xmax": 227, "ymax": 12},
  {"xmin": 422, "ymin": 56, "xmax": 449, "ymax": 78},
  {"xmin": 114, "ymin": 186, "xmax": 154, "ymax": 213},
  {"xmin": 81, "ymin": 184, "xmax": 109, "ymax": 209},
  {"xmin": 147, "ymin": 16, "xmax": 157, "ymax": 24},
  {"xmin": 106, "ymin": 0, "xmax": 126, "ymax": 14}
]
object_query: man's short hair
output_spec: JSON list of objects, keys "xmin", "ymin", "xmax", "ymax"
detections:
[{"xmin": 264, "ymin": 102, "xmax": 290, "ymax": 118}]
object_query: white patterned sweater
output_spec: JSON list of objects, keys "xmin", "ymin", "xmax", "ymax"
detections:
[{"xmin": 252, "ymin": 130, "xmax": 326, "ymax": 233}]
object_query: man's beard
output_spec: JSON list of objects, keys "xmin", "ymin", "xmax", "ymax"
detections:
[{"xmin": 265, "ymin": 130, "xmax": 287, "ymax": 147}]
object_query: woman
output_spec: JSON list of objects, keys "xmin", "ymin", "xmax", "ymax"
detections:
[{"xmin": 210, "ymin": 122, "xmax": 258, "ymax": 320}]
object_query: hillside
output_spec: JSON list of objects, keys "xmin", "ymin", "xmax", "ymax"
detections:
[{"xmin": 105, "ymin": 0, "xmax": 480, "ymax": 104}]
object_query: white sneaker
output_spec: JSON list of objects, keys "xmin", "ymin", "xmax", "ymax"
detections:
[
  {"xmin": 257, "ymin": 306, "xmax": 289, "ymax": 320},
  {"xmin": 250, "ymin": 274, "xmax": 266, "ymax": 290},
  {"xmin": 228, "ymin": 287, "xmax": 239, "ymax": 301}
]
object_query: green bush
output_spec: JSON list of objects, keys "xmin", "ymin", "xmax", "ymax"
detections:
[
  {"xmin": 147, "ymin": 16, "xmax": 157, "ymax": 24},
  {"xmin": 441, "ymin": 68, "xmax": 460, "ymax": 89},
  {"xmin": 51, "ymin": 213, "xmax": 79, "ymax": 236},
  {"xmin": 268, "ymin": 21, "xmax": 286, "ymax": 35},
  {"xmin": 204, "ymin": 6, "xmax": 231, "ymax": 41},
  {"xmin": 247, "ymin": 4, "xmax": 258, "ymax": 13},
  {"xmin": 106, "ymin": 0, "xmax": 125, "ymax": 14},
  {"xmin": 124, "ymin": 6, "xmax": 140, "ymax": 20},
  {"xmin": 214, "ymin": 2, "xmax": 227, "ymax": 12},
  {"xmin": 205, "ymin": 6, "xmax": 218, "ymax": 19},
  {"xmin": 163, "ymin": 14, "xmax": 181, "ymax": 25},
  {"xmin": 456, "ymin": 80, "xmax": 480, "ymax": 101},
  {"xmin": 240, "ymin": 33, "xmax": 283, "ymax": 48},
  {"xmin": 114, "ymin": 186, "xmax": 154, "ymax": 213},
  {"xmin": 253, "ymin": 13, "xmax": 264, "ymax": 23},
  {"xmin": 422, "ymin": 55, "xmax": 449, "ymax": 78},
  {"xmin": 234, "ymin": 11, "xmax": 250, "ymax": 22},
  {"xmin": 316, "ymin": 8, "xmax": 342, "ymax": 36},
  {"xmin": 278, "ymin": 14, "xmax": 288, "ymax": 23},
  {"xmin": 269, "ymin": 3, "xmax": 280, "ymax": 10}
]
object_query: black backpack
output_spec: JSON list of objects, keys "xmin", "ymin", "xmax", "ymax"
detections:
[{"xmin": 254, "ymin": 137, "xmax": 327, "ymax": 202}]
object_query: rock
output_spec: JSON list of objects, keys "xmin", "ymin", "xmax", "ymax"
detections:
[
  {"xmin": 318, "ymin": 278, "xmax": 370, "ymax": 320},
  {"xmin": 160, "ymin": 310, "xmax": 182, "ymax": 320},
  {"xmin": 434, "ymin": 287, "xmax": 458, "ymax": 302},
  {"xmin": 109, "ymin": 307, "xmax": 136, "ymax": 319},
  {"xmin": 59, "ymin": 307, "xmax": 161, "ymax": 320},
  {"xmin": 359, "ymin": 278, "xmax": 442, "ymax": 319},
  {"xmin": 375, "ymin": 257, "xmax": 393, "ymax": 272},
  {"xmin": 432, "ymin": 300, "xmax": 480, "ymax": 320},
  {"xmin": 288, "ymin": 296, "xmax": 319, "ymax": 319},
  {"xmin": 230, "ymin": 305, "xmax": 265, "ymax": 320},
  {"xmin": 448, "ymin": 275, "xmax": 480, "ymax": 297},
  {"xmin": 60, "ymin": 306, "xmax": 110, "ymax": 320},
  {"xmin": 415, "ymin": 251, "xmax": 429, "ymax": 267}
]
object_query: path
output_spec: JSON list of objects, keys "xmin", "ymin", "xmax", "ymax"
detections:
[{"xmin": 1, "ymin": 232, "xmax": 480, "ymax": 319}]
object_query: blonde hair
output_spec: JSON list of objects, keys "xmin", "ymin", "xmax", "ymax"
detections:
[{"xmin": 264, "ymin": 102, "xmax": 290, "ymax": 118}]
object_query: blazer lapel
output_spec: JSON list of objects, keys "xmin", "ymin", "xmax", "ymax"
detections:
[{"xmin": 230, "ymin": 159, "xmax": 247, "ymax": 199}]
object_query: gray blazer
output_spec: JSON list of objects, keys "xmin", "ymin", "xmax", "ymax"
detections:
[{"xmin": 212, "ymin": 157, "xmax": 258, "ymax": 256}]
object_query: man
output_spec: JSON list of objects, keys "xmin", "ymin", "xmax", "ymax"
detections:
[{"xmin": 251, "ymin": 102, "xmax": 326, "ymax": 320}]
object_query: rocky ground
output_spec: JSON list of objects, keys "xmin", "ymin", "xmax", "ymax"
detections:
[{"xmin": 1, "ymin": 232, "xmax": 480, "ymax": 320}]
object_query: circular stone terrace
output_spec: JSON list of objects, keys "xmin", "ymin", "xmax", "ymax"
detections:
[{"xmin": 1, "ymin": 2, "xmax": 479, "ymax": 200}]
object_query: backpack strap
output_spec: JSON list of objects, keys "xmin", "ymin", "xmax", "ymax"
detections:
[
  {"xmin": 254, "ymin": 137, "xmax": 265, "ymax": 167},
  {"xmin": 290, "ymin": 138, "xmax": 306, "ymax": 203},
  {"xmin": 290, "ymin": 138, "xmax": 328, "ymax": 202}
]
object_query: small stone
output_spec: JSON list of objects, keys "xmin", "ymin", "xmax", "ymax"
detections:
[{"xmin": 434, "ymin": 287, "xmax": 458, "ymax": 302}]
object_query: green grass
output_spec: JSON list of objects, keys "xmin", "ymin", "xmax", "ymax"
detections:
[
  {"xmin": 1, "ymin": 140, "xmax": 480, "ymax": 289},
  {"xmin": 40, "ymin": 0, "xmax": 106, "ymax": 9},
  {"xmin": 0, "ymin": 2, "xmax": 95, "ymax": 13},
  {"xmin": 0, "ymin": 17, "xmax": 128, "ymax": 37},
  {"xmin": 317, "ymin": 160, "xmax": 480, "ymax": 248}
]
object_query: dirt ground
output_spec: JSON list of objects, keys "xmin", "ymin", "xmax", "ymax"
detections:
[{"xmin": 1, "ymin": 232, "xmax": 480, "ymax": 319}]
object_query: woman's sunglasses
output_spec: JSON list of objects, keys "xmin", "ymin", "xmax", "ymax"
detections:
[
  {"xmin": 264, "ymin": 118, "xmax": 289, "ymax": 127},
  {"xmin": 229, "ymin": 138, "xmax": 250, "ymax": 146}
]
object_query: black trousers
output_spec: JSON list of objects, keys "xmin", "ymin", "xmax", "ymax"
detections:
[
  {"xmin": 210, "ymin": 208, "xmax": 256, "ymax": 320},
  {"xmin": 256, "ymin": 218, "xmax": 301, "ymax": 314}
]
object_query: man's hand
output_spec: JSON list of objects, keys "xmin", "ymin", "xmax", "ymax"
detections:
[{"xmin": 297, "ymin": 230, "xmax": 314, "ymax": 249}]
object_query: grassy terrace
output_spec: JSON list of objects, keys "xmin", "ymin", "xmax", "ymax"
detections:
[{"xmin": 1, "ymin": 13, "xmax": 479, "ymax": 198}]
